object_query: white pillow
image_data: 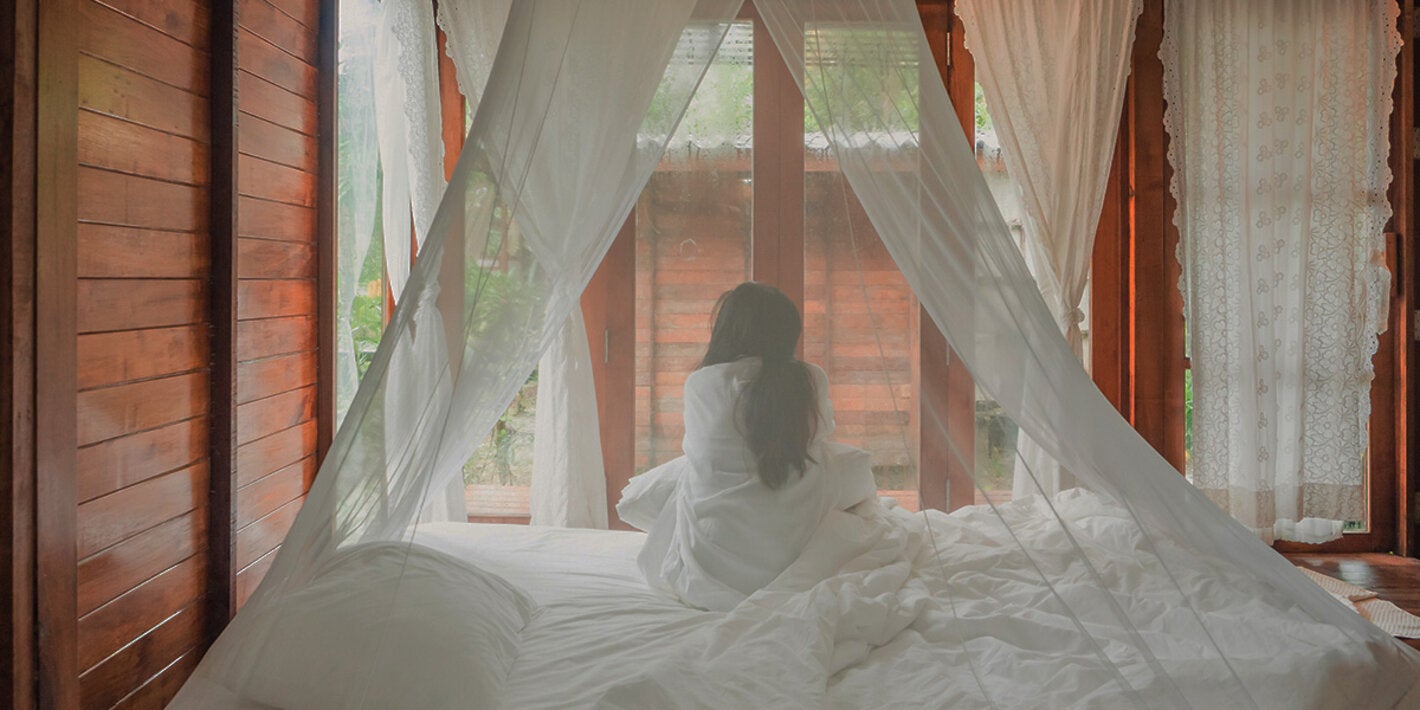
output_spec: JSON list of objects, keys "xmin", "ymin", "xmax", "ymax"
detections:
[
  {"xmin": 226, "ymin": 542, "xmax": 534, "ymax": 710},
  {"xmin": 616, "ymin": 456, "xmax": 688, "ymax": 531}
]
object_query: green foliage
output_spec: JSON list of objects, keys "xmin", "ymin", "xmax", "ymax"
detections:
[
  {"xmin": 974, "ymin": 82, "xmax": 992, "ymax": 133},
  {"xmin": 1184, "ymin": 367, "xmax": 1194, "ymax": 469}
]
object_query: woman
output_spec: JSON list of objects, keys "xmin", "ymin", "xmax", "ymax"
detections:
[{"xmin": 635, "ymin": 282, "xmax": 878, "ymax": 611}]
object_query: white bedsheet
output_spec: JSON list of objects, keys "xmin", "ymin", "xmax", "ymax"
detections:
[{"xmin": 415, "ymin": 490, "xmax": 1420, "ymax": 709}]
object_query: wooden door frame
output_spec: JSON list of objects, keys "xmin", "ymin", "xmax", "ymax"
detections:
[
  {"xmin": 2, "ymin": 0, "xmax": 40, "ymax": 704},
  {"xmin": 3, "ymin": 0, "xmax": 80, "ymax": 706}
]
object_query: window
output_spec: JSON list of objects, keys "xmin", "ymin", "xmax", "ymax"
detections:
[{"xmin": 593, "ymin": 4, "xmax": 963, "ymax": 525}]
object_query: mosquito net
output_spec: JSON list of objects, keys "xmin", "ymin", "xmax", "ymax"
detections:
[{"xmin": 173, "ymin": 1, "xmax": 1420, "ymax": 708}]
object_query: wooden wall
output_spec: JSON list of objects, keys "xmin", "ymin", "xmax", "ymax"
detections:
[
  {"xmin": 73, "ymin": 0, "xmax": 215, "ymax": 705},
  {"xmin": 4, "ymin": 0, "xmax": 332, "ymax": 707},
  {"xmin": 231, "ymin": 0, "xmax": 322, "ymax": 612}
]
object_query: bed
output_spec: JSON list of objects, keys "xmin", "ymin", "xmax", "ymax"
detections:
[
  {"xmin": 184, "ymin": 490, "xmax": 1420, "ymax": 709},
  {"xmin": 402, "ymin": 491, "xmax": 1420, "ymax": 709}
]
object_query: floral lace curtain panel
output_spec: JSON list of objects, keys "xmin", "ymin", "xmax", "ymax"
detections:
[{"xmin": 1163, "ymin": 0, "xmax": 1401, "ymax": 543}]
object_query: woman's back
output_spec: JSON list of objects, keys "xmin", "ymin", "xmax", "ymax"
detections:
[{"xmin": 637, "ymin": 357, "xmax": 877, "ymax": 610}]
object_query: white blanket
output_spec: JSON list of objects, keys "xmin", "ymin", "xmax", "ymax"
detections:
[{"xmin": 416, "ymin": 490, "xmax": 1420, "ymax": 709}]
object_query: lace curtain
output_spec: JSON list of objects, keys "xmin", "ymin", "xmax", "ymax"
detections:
[
  {"xmin": 1163, "ymin": 0, "xmax": 1400, "ymax": 543},
  {"xmin": 956, "ymin": 0, "xmax": 1142, "ymax": 499}
]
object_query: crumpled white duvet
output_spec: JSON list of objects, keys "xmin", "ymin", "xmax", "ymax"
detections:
[{"xmin": 417, "ymin": 489, "xmax": 1420, "ymax": 710}]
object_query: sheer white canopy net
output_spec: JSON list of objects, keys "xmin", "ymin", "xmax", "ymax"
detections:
[{"xmin": 174, "ymin": 1, "xmax": 1420, "ymax": 708}]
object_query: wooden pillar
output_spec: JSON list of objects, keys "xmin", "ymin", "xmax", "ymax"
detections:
[
  {"xmin": 750, "ymin": 3, "xmax": 805, "ymax": 309},
  {"xmin": 1091, "ymin": 118, "xmax": 1133, "ymax": 419},
  {"xmin": 33, "ymin": 0, "xmax": 80, "ymax": 704},
  {"xmin": 316, "ymin": 0, "xmax": 339, "ymax": 464},
  {"xmin": 207, "ymin": 0, "xmax": 239, "ymax": 643},
  {"xmin": 585, "ymin": 220, "xmax": 637, "ymax": 529},
  {"xmin": 1393, "ymin": 0, "xmax": 1417, "ymax": 558},
  {"xmin": 2, "ymin": 0, "xmax": 39, "ymax": 704},
  {"xmin": 1127, "ymin": 0, "xmax": 1186, "ymax": 472},
  {"xmin": 917, "ymin": 1, "xmax": 976, "ymax": 512}
]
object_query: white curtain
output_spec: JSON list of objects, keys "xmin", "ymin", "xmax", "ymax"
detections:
[
  {"xmin": 376, "ymin": 0, "xmax": 461, "ymax": 519},
  {"xmin": 439, "ymin": 0, "xmax": 608, "ymax": 528},
  {"xmin": 957, "ymin": 0, "xmax": 1141, "ymax": 500},
  {"xmin": 376, "ymin": 0, "xmax": 447, "ymax": 297},
  {"xmin": 334, "ymin": 0, "xmax": 381, "ymax": 424},
  {"xmin": 1163, "ymin": 0, "xmax": 1400, "ymax": 543}
]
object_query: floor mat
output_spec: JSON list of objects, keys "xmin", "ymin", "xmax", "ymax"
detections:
[{"xmin": 1297, "ymin": 566, "xmax": 1420, "ymax": 638}]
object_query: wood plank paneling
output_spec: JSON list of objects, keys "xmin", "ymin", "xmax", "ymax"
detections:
[
  {"xmin": 236, "ymin": 314, "xmax": 317, "ymax": 360},
  {"xmin": 264, "ymin": 0, "xmax": 318, "ymax": 31},
  {"xmin": 77, "ymin": 325, "xmax": 208, "ymax": 390},
  {"xmin": 78, "ymin": 224, "xmax": 207, "ymax": 279},
  {"xmin": 234, "ymin": 548, "xmax": 277, "ymax": 608},
  {"xmin": 78, "ymin": 166, "xmax": 206, "ymax": 232},
  {"xmin": 98, "ymin": 0, "xmax": 210, "ymax": 46},
  {"xmin": 77, "ymin": 110, "xmax": 208, "ymax": 185},
  {"xmin": 111, "ymin": 648, "xmax": 200, "ymax": 709},
  {"xmin": 238, "ymin": 28, "xmax": 316, "ymax": 98},
  {"xmin": 76, "ymin": 279, "xmax": 206, "ymax": 333},
  {"xmin": 76, "ymin": 553, "xmax": 205, "ymax": 671},
  {"xmin": 239, "ymin": 0, "xmax": 317, "ymax": 64},
  {"xmin": 238, "ymin": 195, "xmax": 315, "ymax": 241},
  {"xmin": 235, "ymin": 419, "xmax": 316, "ymax": 487},
  {"xmin": 76, "ymin": 462, "xmax": 207, "ymax": 559},
  {"xmin": 76, "ymin": 371, "xmax": 208, "ymax": 446},
  {"xmin": 76, "ymin": 417, "xmax": 206, "ymax": 503},
  {"xmin": 80, "ymin": 0, "xmax": 208, "ymax": 95},
  {"xmin": 235, "ymin": 498, "xmax": 299, "ymax": 570},
  {"xmin": 238, "ymin": 153, "xmax": 315, "ymax": 206},
  {"xmin": 77, "ymin": 509, "xmax": 205, "ymax": 615},
  {"xmin": 235, "ymin": 460, "xmax": 305, "ymax": 528},
  {"xmin": 78, "ymin": 54, "xmax": 208, "ymax": 139},
  {"xmin": 236, "ymin": 279, "xmax": 315, "ymax": 320},
  {"xmin": 79, "ymin": 602, "xmax": 204, "ymax": 709},
  {"xmin": 236, "ymin": 386, "xmax": 315, "ymax": 445},
  {"xmin": 236, "ymin": 350, "xmax": 316, "ymax": 403},
  {"xmin": 237, "ymin": 71, "xmax": 316, "ymax": 135},
  {"xmin": 238, "ymin": 113, "xmax": 315, "ymax": 171},
  {"xmin": 238, "ymin": 237, "xmax": 314, "ymax": 278}
]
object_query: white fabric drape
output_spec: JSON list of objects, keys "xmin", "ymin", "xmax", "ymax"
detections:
[
  {"xmin": 376, "ymin": 0, "xmax": 463, "ymax": 519},
  {"xmin": 529, "ymin": 310, "xmax": 608, "ymax": 528},
  {"xmin": 439, "ymin": 0, "xmax": 608, "ymax": 528},
  {"xmin": 1163, "ymin": 0, "xmax": 1400, "ymax": 544},
  {"xmin": 335, "ymin": 0, "xmax": 381, "ymax": 424},
  {"xmin": 956, "ymin": 0, "xmax": 1141, "ymax": 501},
  {"xmin": 174, "ymin": 2, "xmax": 1420, "ymax": 707},
  {"xmin": 375, "ymin": 0, "xmax": 447, "ymax": 299}
]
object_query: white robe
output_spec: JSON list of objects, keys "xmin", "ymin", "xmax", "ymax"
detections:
[{"xmin": 637, "ymin": 358, "xmax": 878, "ymax": 611}]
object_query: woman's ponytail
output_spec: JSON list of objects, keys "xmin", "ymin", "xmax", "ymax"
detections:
[
  {"xmin": 740, "ymin": 355, "xmax": 818, "ymax": 489},
  {"xmin": 699, "ymin": 282, "xmax": 819, "ymax": 490}
]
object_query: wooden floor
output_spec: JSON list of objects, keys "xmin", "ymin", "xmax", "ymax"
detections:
[{"xmin": 1286, "ymin": 553, "xmax": 1420, "ymax": 650}]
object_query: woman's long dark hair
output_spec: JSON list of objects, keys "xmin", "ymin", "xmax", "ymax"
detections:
[{"xmin": 700, "ymin": 282, "xmax": 818, "ymax": 490}]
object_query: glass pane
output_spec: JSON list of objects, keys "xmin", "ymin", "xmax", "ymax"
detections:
[
  {"xmin": 972, "ymin": 81, "xmax": 1021, "ymax": 506},
  {"xmin": 803, "ymin": 163, "xmax": 920, "ymax": 505},
  {"xmin": 802, "ymin": 22, "xmax": 923, "ymax": 505},
  {"xmin": 463, "ymin": 370, "xmax": 537, "ymax": 518},
  {"xmin": 634, "ymin": 21, "xmax": 754, "ymax": 474}
]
